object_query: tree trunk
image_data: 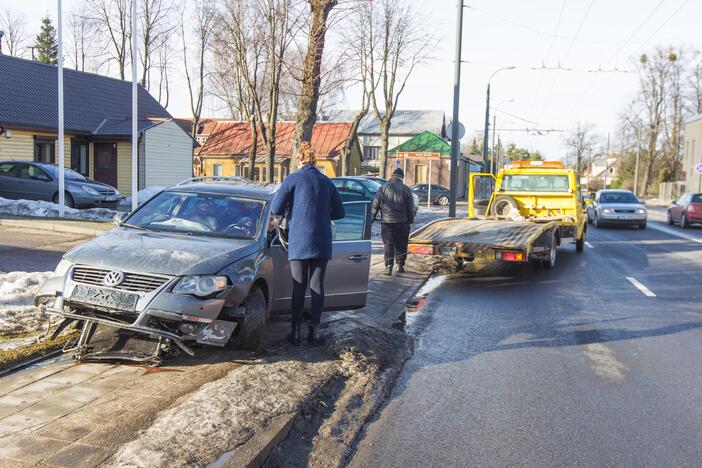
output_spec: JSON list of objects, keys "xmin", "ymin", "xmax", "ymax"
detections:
[
  {"xmin": 247, "ymin": 117, "xmax": 258, "ymax": 180},
  {"xmin": 342, "ymin": 110, "xmax": 367, "ymax": 176},
  {"xmin": 642, "ymin": 154, "xmax": 655, "ymax": 196},
  {"xmin": 290, "ymin": 0, "xmax": 337, "ymax": 171},
  {"xmin": 379, "ymin": 121, "xmax": 390, "ymax": 179}
]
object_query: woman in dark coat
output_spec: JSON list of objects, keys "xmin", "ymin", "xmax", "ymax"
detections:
[{"xmin": 270, "ymin": 142, "xmax": 345, "ymax": 345}]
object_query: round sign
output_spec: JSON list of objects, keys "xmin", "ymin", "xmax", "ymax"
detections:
[
  {"xmin": 696, "ymin": 163, "xmax": 702, "ymax": 174},
  {"xmin": 446, "ymin": 121, "xmax": 465, "ymax": 141}
]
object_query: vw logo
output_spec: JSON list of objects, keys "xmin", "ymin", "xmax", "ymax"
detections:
[{"xmin": 103, "ymin": 271, "xmax": 125, "ymax": 287}]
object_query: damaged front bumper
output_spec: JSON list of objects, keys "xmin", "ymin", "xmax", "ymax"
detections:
[{"xmin": 35, "ymin": 269, "xmax": 239, "ymax": 361}]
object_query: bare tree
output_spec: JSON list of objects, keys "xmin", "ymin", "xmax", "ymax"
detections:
[
  {"xmin": 86, "ymin": 0, "xmax": 131, "ymax": 80},
  {"xmin": 140, "ymin": 0, "xmax": 176, "ymax": 89},
  {"xmin": 181, "ymin": 0, "xmax": 216, "ymax": 138},
  {"xmin": 564, "ymin": 122, "xmax": 597, "ymax": 183},
  {"xmin": 0, "ymin": 7, "xmax": 28, "ymax": 57},
  {"xmin": 290, "ymin": 0, "xmax": 338, "ymax": 172},
  {"xmin": 689, "ymin": 51, "xmax": 702, "ymax": 114},
  {"xmin": 155, "ymin": 39, "xmax": 172, "ymax": 108},
  {"xmin": 368, "ymin": 0, "xmax": 434, "ymax": 178},
  {"xmin": 67, "ymin": 12, "xmax": 101, "ymax": 72}
]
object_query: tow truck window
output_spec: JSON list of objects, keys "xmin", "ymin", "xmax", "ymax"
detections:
[{"xmin": 502, "ymin": 175, "xmax": 570, "ymax": 192}]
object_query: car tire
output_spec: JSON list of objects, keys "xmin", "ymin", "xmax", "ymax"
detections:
[
  {"xmin": 593, "ymin": 213, "xmax": 601, "ymax": 228},
  {"xmin": 681, "ymin": 213, "xmax": 689, "ymax": 229},
  {"xmin": 227, "ymin": 286, "xmax": 267, "ymax": 351},
  {"xmin": 437, "ymin": 195, "xmax": 449, "ymax": 206},
  {"xmin": 53, "ymin": 192, "xmax": 75, "ymax": 208},
  {"xmin": 576, "ymin": 231, "xmax": 585, "ymax": 253},
  {"xmin": 543, "ymin": 230, "xmax": 557, "ymax": 269},
  {"xmin": 490, "ymin": 195, "xmax": 519, "ymax": 217},
  {"xmin": 639, "ymin": 222, "xmax": 647, "ymax": 230},
  {"xmin": 666, "ymin": 210, "xmax": 673, "ymax": 225}
]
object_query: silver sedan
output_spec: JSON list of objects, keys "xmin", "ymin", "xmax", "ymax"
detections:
[{"xmin": 586, "ymin": 189, "xmax": 647, "ymax": 229}]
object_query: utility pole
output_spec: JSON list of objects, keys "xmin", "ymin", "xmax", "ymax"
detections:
[
  {"xmin": 490, "ymin": 113, "xmax": 497, "ymax": 173},
  {"xmin": 57, "ymin": 0, "xmax": 65, "ymax": 217},
  {"xmin": 634, "ymin": 124, "xmax": 641, "ymax": 196},
  {"xmin": 604, "ymin": 133, "xmax": 610, "ymax": 188},
  {"xmin": 448, "ymin": 0, "xmax": 464, "ymax": 218},
  {"xmin": 482, "ymin": 66, "xmax": 515, "ymax": 170},
  {"xmin": 131, "ymin": 0, "xmax": 139, "ymax": 211}
]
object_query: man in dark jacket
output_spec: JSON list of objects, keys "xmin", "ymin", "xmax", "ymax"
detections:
[
  {"xmin": 271, "ymin": 143, "xmax": 345, "ymax": 345},
  {"xmin": 371, "ymin": 168, "xmax": 415, "ymax": 275}
]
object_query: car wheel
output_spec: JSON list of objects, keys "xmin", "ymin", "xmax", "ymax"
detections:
[
  {"xmin": 593, "ymin": 213, "xmax": 600, "ymax": 228},
  {"xmin": 681, "ymin": 213, "xmax": 689, "ymax": 229},
  {"xmin": 490, "ymin": 195, "xmax": 519, "ymax": 217},
  {"xmin": 587, "ymin": 211, "xmax": 592, "ymax": 225},
  {"xmin": 543, "ymin": 230, "xmax": 557, "ymax": 269},
  {"xmin": 437, "ymin": 195, "xmax": 449, "ymax": 206},
  {"xmin": 666, "ymin": 210, "xmax": 673, "ymax": 225},
  {"xmin": 53, "ymin": 191, "xmax": 75, "ymax": 208},
  {"xmin": 227, "ymin": 286, "xmax": 267, "ymax": 351},
  {"xmin": 576, "ymin": 230, "xmax": 585, "ymax": 253}
]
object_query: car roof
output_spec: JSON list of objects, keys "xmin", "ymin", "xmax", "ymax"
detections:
[
  {"xmin": 168, "ymin": 182, "xmax": 276, "ymax": 201},
  {"xmin": 598, "ymin": 189, "xmax": 634, "ymax": 193}
]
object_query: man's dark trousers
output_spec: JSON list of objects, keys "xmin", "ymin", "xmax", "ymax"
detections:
[
  {"xmin": 290, "ymin": 259, "xmax": 328, "ymax": 325},
  {"xmin": 381, "ymin": 222, "xmax": 410, "ymax": 267}
]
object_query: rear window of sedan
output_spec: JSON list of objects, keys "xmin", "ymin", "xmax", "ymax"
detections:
[
  {"xmin": 126, "ymin": 191, "xmax": 265, "ymax": 239},
  {"xmin": 691, "ymin": 194, "xmax": 702, "ymax": 203}
]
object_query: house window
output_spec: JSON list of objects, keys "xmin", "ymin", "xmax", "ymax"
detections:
[
  {"xmin": 71, "ymin": 141, "xmax": 89, "ymax": 176},
  {"xmin": 253, "ymin": 167, "xmax": 262, "ymax": 181},
  {"xmin": 34, "ymin": 138, "xmax": 55, "ymax": 164},
  {"xmin": 212, "ymin": 164, "xmax": 223, "ymax": 176},
  {"xmin": 363, "ymin": 146, "xmax": 380, "ymax": 160}
]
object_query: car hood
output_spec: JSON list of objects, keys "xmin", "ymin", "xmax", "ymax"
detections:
[
  {"xmin": 63, "ymin": 227, "xmax": 260, "ymax": 276},
  {"xmin": 67, "ymin": 179, "xmax": 117, "ymax": 193},
  {"xmin": 599, "ymin": 203, "xmax": 646, "ymax": 211}
]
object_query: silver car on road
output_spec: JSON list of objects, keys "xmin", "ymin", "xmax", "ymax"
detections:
[
  {"xmin": 586, "ymin": 189, "xmax": 647, "ymax": 229},
  {"xmin": 35, "ymin": 179, "xmax": 372, "ymax": 361}
]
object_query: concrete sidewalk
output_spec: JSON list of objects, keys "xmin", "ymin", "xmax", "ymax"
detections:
[
  {"xmin": 0, "ymin": 217, "xmax": 112, "ymax": 237},
  {"xmin": 0, "ymin": 252, "xmax": 430, "ymax": 467}
]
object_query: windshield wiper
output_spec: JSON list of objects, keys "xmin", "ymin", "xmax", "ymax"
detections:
[{"xmin": 122, "ymin": 223, "xmax": 147, "ymax": 231}]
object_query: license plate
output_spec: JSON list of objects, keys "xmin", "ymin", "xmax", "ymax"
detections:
[
  {"xmin": 70, "ymin": 284, "xmax": 138, "ymax": 311},
  {"xmin": 105, "ymin": 195, "xmax": 117, "ymax": 201},
  {"xmin": 439, "ymin": 246, "xmax": 457, "ymax": 255}
]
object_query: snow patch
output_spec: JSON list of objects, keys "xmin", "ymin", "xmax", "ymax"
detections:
[
  {"xmin": 0, "ymin": 197, "xmax": 115, "ymax": 221},
  {"xmin": 0, "ymin": 271, "xmax": 54, "ymax": 334},
  {"xmin": 119, "ymin": 186, "xmax": 167, "ymax": 208}
]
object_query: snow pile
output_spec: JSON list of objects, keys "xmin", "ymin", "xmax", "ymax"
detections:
[
  {"xmin": 0, "ymin": 197, "xmax": 115, "ymax": 221},
  {"xmin": 0, "ymin": 271, "xmax": 54, "ymax": 334},
  {"xmin": 119, "ymin": 186, "xmax": 167, "ymax": 208}
]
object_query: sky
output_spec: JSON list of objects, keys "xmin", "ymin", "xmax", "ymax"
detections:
[{"xmin": 6, "ymin": 0, "xmax": 702, "ymax": 160}]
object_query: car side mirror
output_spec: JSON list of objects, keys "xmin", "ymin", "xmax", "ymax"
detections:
[{"xmin": 112, "ymin": 212, "xmax": 129, "ymax": 226}]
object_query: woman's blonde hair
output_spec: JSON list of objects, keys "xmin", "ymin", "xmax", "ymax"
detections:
[{"xmin": 297, "ymin": 141, "xmax": 317, "ymax": 167}]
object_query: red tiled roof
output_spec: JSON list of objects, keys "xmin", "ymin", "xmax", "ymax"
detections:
[{"xmin": 197, "ymin": 120, "xmax": 352, "ymax": 160}]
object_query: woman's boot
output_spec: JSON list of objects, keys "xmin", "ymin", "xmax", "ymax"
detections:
[
  {"xmin": 287, "ymin": 320, "xmax": 301, "ymax": 346},
  {"xmin": 307, "ymin": 324, "xmax": 325, "ymax": 346}
]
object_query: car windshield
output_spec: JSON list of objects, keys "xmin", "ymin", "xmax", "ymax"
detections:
[
  {"xmin": 43, "ymin": 165, "xmax": 86, "ymax": 181},
  {"xmin": 364, "ymin": 180, "xmax": 383, "ymax": 193},
  {"xmin": 599, "ymin": 192, "xmax": 639, "ymax": 204},
  {"xmin": 691, "ymin": 194, "xmax": 702, "ymax": 203},
  {"xmin": 126, "ymin": 191, "xmax": 265, "ymax": 239},
  {"xmin": 501, "ymin": 174, "xmax": 570, "ymax": 192}
]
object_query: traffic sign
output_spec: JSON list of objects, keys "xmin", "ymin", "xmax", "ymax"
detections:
[{"xmin": 446, "ymin": 121, "xmax": 465, "ymax": 141}]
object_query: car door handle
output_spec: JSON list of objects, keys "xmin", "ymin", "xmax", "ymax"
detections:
[{"xmin": 347, "ymin": 254, "xmax": 369, "ymax": 261}]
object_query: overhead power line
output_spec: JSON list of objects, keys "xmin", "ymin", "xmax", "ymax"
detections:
[{"xmin": 531, "ymin": 0, "xmax": 569, "ymax": 111}]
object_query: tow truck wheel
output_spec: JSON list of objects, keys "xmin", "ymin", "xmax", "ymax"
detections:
[
  {"xmin": 491, "ymin": 195, "xmax": 519, "ymax": 217},
  {"xmin": 576, "ymin": 233, "xmax": 585, "ymax": 253},
  {"xmin": 227, "ymin": 286, "xmax": 267, "ymax": 351},
  {"xmin": 543, "ymin": 231, "xmax": 557, "ymax": 269}
]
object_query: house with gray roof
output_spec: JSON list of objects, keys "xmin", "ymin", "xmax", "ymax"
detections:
[
  {"xmin": 320, "ymin": 110, "xmax": 446, "ymax": 174},
  {"xmin": 0, "ymin": 55, "xmax": 194, "ymax": 195}
]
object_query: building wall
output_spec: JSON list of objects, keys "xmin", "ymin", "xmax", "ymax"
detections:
[
  {"xmin": 144, "ymin": 121, "xmax": 194, "ymax": 188},
  {"xmin": 683, "ymin": 117, "xmax": 702, "ymax": 192},
  {"xmin": 359, "ymin": 134, "xmax": 413, "ymax": 168},
  {"xmin": 0, "ymin": 129, "xmax": 74, "ymax": 167},
  {"xmin": 116, "ymin": 141, "xmax": 133, "ymax": 196},
  {"xmin": 202, "ymin": 157, "xmax": 240, "ymax": 177}
]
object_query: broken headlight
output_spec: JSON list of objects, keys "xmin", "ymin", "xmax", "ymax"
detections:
[{"xmin": 173, "ymin": 275, "xmax": 228, "ymax": 297}]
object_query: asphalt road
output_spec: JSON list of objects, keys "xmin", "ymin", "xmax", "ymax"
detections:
[
  {"xmin": 0, "ymin": 227, "xmax": 90, "ymax": 272},
  {"xmin": 350, "ymin": 219, "xmax": 702, "ymax": 467}
]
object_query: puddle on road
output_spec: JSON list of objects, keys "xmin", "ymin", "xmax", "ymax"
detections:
[{"xmin": 394, "ymin": 275, "xmax": 446, "ymax": 333}]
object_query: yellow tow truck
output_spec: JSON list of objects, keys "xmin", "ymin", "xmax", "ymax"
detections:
[{"xmin": 408, "ymin": 160, "xmax": 587, "ymax": 268}]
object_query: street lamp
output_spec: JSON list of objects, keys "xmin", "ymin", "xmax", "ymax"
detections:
[
  {"xmin": 482, "ymin": 66, "xmax": 515, "ymax": 169},
  {"xmin": 490, "ymin": 99, "xmax": 513, "ymax": 173}
]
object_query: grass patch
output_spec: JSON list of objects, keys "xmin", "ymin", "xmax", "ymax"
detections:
[{"xmin": 0, "ymin": 331, "xmax": 78, "ymax": 370}]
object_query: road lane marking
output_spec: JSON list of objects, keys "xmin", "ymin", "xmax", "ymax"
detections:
[
  {"xmin": 648, "ymin": 222, "xmax": 702, "ymax": 244},
  {"xmin": 584, "ymin": 241, "xmax": 594, "ymax": 248},
  {"xmin": 584, "ymin": 343, "xmax": 628, "ymax": 383},
  {"xmin": 626, "ymin": 276, "xmax": 656, "ymax": 297}
]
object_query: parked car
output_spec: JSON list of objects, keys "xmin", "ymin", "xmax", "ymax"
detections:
[
  {"xmin": 332, "ymin": 176, "xmax": 419, "ymax": 216},
  {"xmin": 0, "ymin": 161, "xmax": 120, "ymax": 209},
  {"xmin": 410, "ymin": 184, "xmax": 450, "ymax": 206},
  {"xmin": 667, "ymin": 192, "xmax": 702, "ymax": 228},
  {"xmin": 586, "ymin": 189, "xmax": 647, "ymax": 229},
  {"xmin": 34, "ymin": 180, "xmax": 372, "ymax": 361}
]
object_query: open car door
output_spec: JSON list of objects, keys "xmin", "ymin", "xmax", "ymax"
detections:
[
  {"xmin": 269, "ymin": 201, "xmax": 371, "ymax": 312},
  {"xmin": 468, "ymin": 172, "xmax": 496, "ymax": 217}
]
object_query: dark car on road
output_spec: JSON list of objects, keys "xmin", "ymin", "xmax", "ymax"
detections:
[
  {"xmin": 332, "ymin": 176, "xmax": 419, "ymax": 216},
  {"xmin": 410, "ymin": 184, "xmax": 450, "ymax": 206},
  {"xmin": 586, "ymin": 189, "xmax": 647, "ymax": 229},
  {"xmin": 667, "ymin": 192, "xmax": 702, "ymax": 228},
  {"xmin": 35, "ymin": 179, "xmax": 372, "ymax": 362},
  {"xmin": 0, "ymin": 161, "xmax": 120, "ymax": 208}
]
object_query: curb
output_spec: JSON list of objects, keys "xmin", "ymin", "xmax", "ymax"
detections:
[{"xmin": 0, "ymin": 217, "xmax": 112, "ymax": 236}]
